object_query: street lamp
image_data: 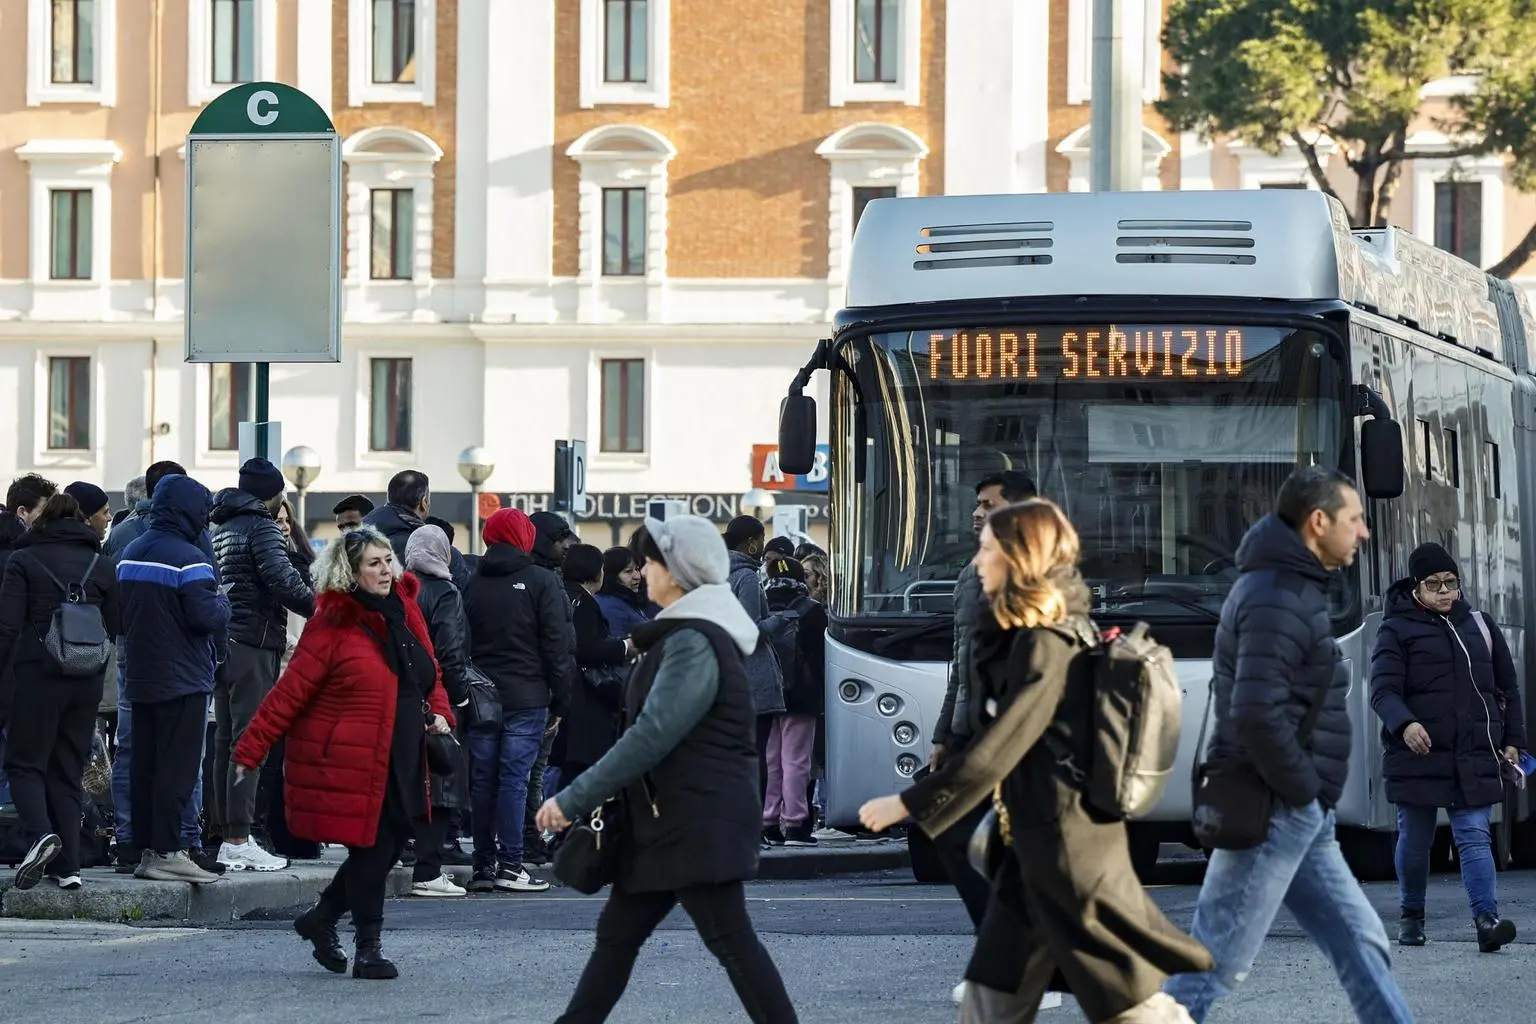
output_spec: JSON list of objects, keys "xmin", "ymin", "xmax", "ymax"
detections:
[
  {"xmin": 281, "ymin": 446, "xmax": 322, "ymax": 529},
  {"xmin": 457, "ymin": 446, "xmax": 495, "ymax": 555},
  {"xmin": 740, "ymin": 488, "xmax": 776, "ymax": 523}
]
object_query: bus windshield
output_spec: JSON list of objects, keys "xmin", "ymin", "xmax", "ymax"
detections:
[{"xmin": 829, "ymin": 322, "xmax": 1349, "ymax": 622}]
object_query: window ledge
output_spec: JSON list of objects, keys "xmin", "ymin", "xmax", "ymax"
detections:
[{"xmin": 590, "ymin": 453, "xmax": 652, "ymax": 471}]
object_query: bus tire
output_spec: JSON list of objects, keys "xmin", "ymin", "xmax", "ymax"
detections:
[
  {"xmin": 908, "ymin": 826, "xmax": 949, "ymax": 884},
  {"xmin": 1128, "ymin": 826, "xmax": 1160, "ymax": 883},
  {"xmin": 1337, "ymin": 826, "xmax": 1397, "ymax": 882}
]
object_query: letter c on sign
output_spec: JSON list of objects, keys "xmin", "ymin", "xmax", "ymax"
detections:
[{"xmin": 247, "ymin": 90, "xmax": 279, "ymax": 127}]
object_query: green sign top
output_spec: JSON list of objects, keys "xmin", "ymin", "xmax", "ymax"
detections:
[{"xmin": 189, "ymin": 82, "xmax": 335, "ymax": 136}]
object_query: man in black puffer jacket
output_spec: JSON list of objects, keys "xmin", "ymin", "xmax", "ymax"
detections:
[
  {"xmin": 208, "ymin": 458, "xmax": 314, "ymax": 873},
  {"xmin": 1167, "ymin": 467, "xmax": 1413, "ymax": 1023}
]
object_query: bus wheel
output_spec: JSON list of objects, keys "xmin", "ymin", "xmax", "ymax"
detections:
[
  {"xmin": 1128, "ymin": 827, "xmax": 1160, "ymax": 883},
  {"xmin": 908, "ymin": 825, "xmax": 949, "ymax": 884},
  {"xmin": 1337, "ymin": 827, "xmax": 1397, "ymax": 881}
]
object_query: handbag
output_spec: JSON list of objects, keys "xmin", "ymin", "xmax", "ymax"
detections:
[
  {"xmin": 423, "ymin": 702, "xmax": 461, "ymax": 777},
  {"xmin": 966, "ymin": 785, "xmax": 1010, "ymax": 880},
  {"xmin": 1190, "ymin": 672, "xmax": 1331, "ymax": 851},
  {"xmin": 552, "ymin": 799, "xmax": 625, "ymax": 895},
  {"xmin": 464, "ymin": 663, "xmax": 502, "ymax": 729},
  {"xmin": 582, "ymin": 662, "xmax": 628, "ymax": 711}
]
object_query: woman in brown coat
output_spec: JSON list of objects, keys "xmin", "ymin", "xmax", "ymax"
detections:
[{"xmin": 860, "ymin": 499, "xmax": 1210, "ymax": 1023}]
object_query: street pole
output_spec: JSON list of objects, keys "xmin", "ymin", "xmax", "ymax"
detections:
[
  {"xmin": 255, "ymin": 361, "xmax": 272, "ymax": 461},
  {"xmin": 1090, "ymin": 0, "xmax": 1145, "ymax": 192},
  {"xmin": 469, "ymin": 483, "xmax": 481, "ymax": 556},
  {"xmin": 295, "ymin": 484, "xmax": 307, "ymax": 529}
]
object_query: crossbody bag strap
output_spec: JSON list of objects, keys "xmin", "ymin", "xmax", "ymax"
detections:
[
  {"xmin": 1190, "ymin": 679, "xmax": 1218, "ymax": 791},
  {"xmin": 76, "ymin": 553, "xmax": 101, "ymax": 602},
  {"xmin": 15, "ymin": 550, "xmax": 70, "ymax": 597}
]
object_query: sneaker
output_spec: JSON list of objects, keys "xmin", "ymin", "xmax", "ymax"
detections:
[
  {"xmin": 494, "ymin": 864, "xmax": 550, "ymax": 893},
  {"xmin": 524, "ymin": 836, "xmax": 552, "ymax": 867},
  {"xmin": 762, "ymin": 824, "xmax": 786, "ymax": 847},
  {"xmin": 398, "ymin": 840, "xmax": 417, "ymax": 868},
  {"xmin": 783, "ymin": 824, "xmax": 818, "ymax": 847},
  {"xmin": 139, "ymin": 850, "xmax": 225, "ymax": 884},
  {"xmin": 467, "ymin": 867, "xmax": 497, "ymax": 893},
  {"xmin": 1038, "ymin": 992, "xmax": 1063, "ymax": 1010},
  {"xmin": 188, "ymin": 848, "xmax": 227, "ymax": 875},
  {"xmin": 812, "ymin": 826, "xmax": 857, "ymax": 843},
  {"xmin": 13, "ymin": 833, "xmax": 63, "ymax": 891},
  {"xmin": 953, "ymin": 982, "xmax": 966, "ymax": 1005},
  {"xmin": 439, "ymin": 839, "xmax": 473, "ymax": 866},
  {"xmin": 410, "ymin": 873, "xmax": 467, "ymax": 898},
  {"xmin": 217, "ymin": 839, "xmax": 289, "ymax": 872},
  {"xmin": 114, "ymin": 845, "xmax": 141, "ymax": 874},
  {"xmin": 49, "ymin": 873, "xmax": 83, "ymax": 891}
]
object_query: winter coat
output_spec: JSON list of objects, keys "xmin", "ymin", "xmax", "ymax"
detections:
[
  {"xmin": 1206, "ymin": 514, "xmax": 1352, "ymax": 809},
  {"xmin": 765, "ymin": 583, "xmax": 826, "ymax": 717},
  {"xmin": 0, "ymin": 519, "xmax": 120, "ymax": 691},
  {"xmin": 462, "ymin": 542, "xmax": 574, "ymax": 716},
  {"xmin": 1370, "ymin": 580, "xmax": 1526, "ymax": 809},
  {"xmin": 118, "ymin": 476, "xmax": 233, "ymax": 703},
  {"xmin": 0, "ymin": 510, "xmax": 25, "ymax": 718},
  {"xmin": 557, "ymin": 583, "xmax": 762, "ymax": 893},
  {"xmin": 529, "ymin": 511, "xmax": 573, "ymax": 572},
  {"xmin": 413, "ymin": 574, "xmax": 471, "ymax": 813},
  {"xmin": 210, "ymin": 489, "xmax": 314, "ymax": 651},
  {"xmin": 231, "ymin": 572, "xmax": 454, "ymax": 848},
  {"xmin": 594, "ymin": 589, "xmax": 654, "ymax": 639},
  {"xmin": 935, "ymin": 561, "xmax": 984, "ymax": 749},
  {"xmin": 727, "ymin": 551, "xmax": 786, "ymax": 715},
  {"xmin": 106, "ymin": 500, "xmax": 219, "ymax": 571},
  {"xmin": 361, "ymin": 503, "xmax": 426, "ymax": 567},
  {"xmin": 561, "ymin": 582, "xmax": 631, "ymax": 767}
]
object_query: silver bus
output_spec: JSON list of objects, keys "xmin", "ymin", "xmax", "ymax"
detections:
[{"xmin": 777, "ymin": 188, "xmax": 1536, "ymax": 880}]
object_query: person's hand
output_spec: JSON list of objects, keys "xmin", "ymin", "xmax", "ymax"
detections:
[
  {"xmin": 1403, "ymin": 722, "xmax": 1432, "ymax": 756},
  {"xmin": 928, "ymin": 743, "xmax": 946, "ymax": 772},
  {"xmin": 1505, "ymin": 745, "xmax": 1521, "ymax": 766},
  {"xmin": 859, "ymin": 794, "xmax": 910, "ymax": 833},
  {"xmin": 233, "ymin": 764, "xmax": 253, "ymax": 785},
  {"xmin": 428, "ymin": 714, "xmax": 451, "ymax": 735},
  {"xmin": 546, "ymin": 717, "xmax": 562, "ymax": 736},
  {"xmin": 536, "ymin": 797, "xmax": 571, "ymax": 834}
]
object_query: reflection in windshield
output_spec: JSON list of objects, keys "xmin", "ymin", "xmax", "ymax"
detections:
[{"xmin": 829, "ymin": 324, "xmax": 1346, "ymax": 621}]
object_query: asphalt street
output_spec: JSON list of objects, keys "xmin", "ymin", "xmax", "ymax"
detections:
[{"xmin": 1, "ymin": 859, "xmax": 1533, "ymax": 1022}]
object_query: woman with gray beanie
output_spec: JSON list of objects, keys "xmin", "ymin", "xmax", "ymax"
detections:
[{"xmin": 537, "ymin": 515, "xmax": 798, "ymax": 1024}]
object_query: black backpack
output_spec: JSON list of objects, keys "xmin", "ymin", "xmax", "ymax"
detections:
[
  {"xmin": 762, "ymin": 598, "xmax": 813, "ymax": 697},
  {"xmin": 18, "ymin": 551, "xmax": 111, "ymax": 678}
]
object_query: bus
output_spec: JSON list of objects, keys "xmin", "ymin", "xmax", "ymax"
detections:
[{"xmin": 776, "ymin": 188, "xmax": 1536, "ymax": 880}]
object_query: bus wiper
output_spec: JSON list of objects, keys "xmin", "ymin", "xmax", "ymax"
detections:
[
  {"xmin": 1097, "ymin": 589, "xmax": 1223, "ymax": 624},
  {"xmin": 872, "ymin": 617, "xmax": 954, "ymax": 655}
]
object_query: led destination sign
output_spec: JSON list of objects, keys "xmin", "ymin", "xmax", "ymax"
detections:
[{"xmin": 926, "ymin": 325, "xmax": 1249, "ymax": 382}]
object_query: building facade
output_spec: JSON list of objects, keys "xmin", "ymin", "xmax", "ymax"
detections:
[{"xmin": 0, "ymin": 0, "xmax": 1531, "ymax": 540}]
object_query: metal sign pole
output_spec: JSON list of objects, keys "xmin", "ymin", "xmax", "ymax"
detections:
[{"xmin": 255, "ymin": 362, "xmax": 272, "ymax": 461}]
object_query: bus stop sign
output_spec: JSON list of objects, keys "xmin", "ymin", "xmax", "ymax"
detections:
[{"xmin": 184, "ymin": 83, "xmax": 341, "ymax": 364}]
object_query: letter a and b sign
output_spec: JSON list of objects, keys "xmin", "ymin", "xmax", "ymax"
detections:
[{"xmin": 184, "ymin": 83, "xmax": 342, "ymax": 366}]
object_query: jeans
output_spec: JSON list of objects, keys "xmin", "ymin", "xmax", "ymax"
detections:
[
  {"xmin": 114, "ymin": 673, "xmax": 207, "ymax": 851},
  {"xmin": 762, "ymin": 714, "xmax": 817, "ymax": 828},
  {"xmin": 469, "ymin": 708, "xmax": 548, "ymax": 869},
  {"xmin": 556, "ymin": 881, "xmax": 798, "ymax": 1023},
  {"xmin": 1164, "ymin": 801, "xmax": 1414, "ymax": 1023},
  {"xmin": 1396, "ymin": 803, "xmax": 1498, "ymax": 919}
]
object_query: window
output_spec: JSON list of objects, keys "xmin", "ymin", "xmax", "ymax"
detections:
[
  {"xmin": 600, "ymin": 359, "xmax": 645, "ymax": 453},
  {"xmin": 209, "ymin": 363, "xmax": 254, "ymax": 450},
  {"xmin": 853, "ymin": 186, "xmax": 896, "ymax": 231},
  {"xmin": 1443, "ymin": 428, "xmax": 1460, "ymax": 488},
  {"xmin": 604, "ymin": 0, "xmax": 648, "ymax": 82},
  {"xmin": 211, "ymin": 0, "xmax": 256, "ymax": 84},
  {"xmin": 369, "ymin": 358, "xmax": 412, "ymax": 451},
  {"xmin": 854, "ymin": 0, "xmax": 899, "ymax": 83},
  {"xmin": 49, "ymin": 189, "xmax": 92, "ymax": 280},
  {"xmin": 51, "ymin": 0, "xmax": 95, "ymax": 84},
  {"xmin": 48, "ymin": 357, "xmax": 91, "ymax": 450},
  {"xmin": 370, "ymin": 189, "xmax": 414, "ymax": 280},
  {"xmin": 1435, "ymin": 181, "xmax": 1482, "ymax": 265},
  {"xmin": 1417, "ymin": 419, "xmax": 1434, "ymax": 480},
  {"xmin": 1486, "ymin": 440, "xmax": 1502, "ymax": 500},
  {"xmin": 602, "ymin": 187, "xmax": 646, "ymax": 276},
  {"xmin": 372, "ymin": 0, "xmax": 416, "ymax": 83}
]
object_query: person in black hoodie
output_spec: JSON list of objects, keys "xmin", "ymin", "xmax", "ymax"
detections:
[
  {"xmin": 462, "ymin": 508, "xmax": 572, "ymax": 894},
  {"xmin": 0, "ymin": 491, "xmax": 119, "ymax": 891},
  {"xmin": 559, "ymin": 545, "xmax": 633, "ymax": 790},
  {"xmin": 523, "ymin": 510, "xmax": 579, "ymax": 864},
  {"xmin": 0, "ymin": 473, "xmax": 57, "ymax": 812}
]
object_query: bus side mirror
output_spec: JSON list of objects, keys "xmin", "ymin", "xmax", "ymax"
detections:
[
  {"xmin": 1360, "ymin": 418, "xmax": 1405, "ymax": 500},
  {"xmin": 778, "ymin": 394, "xmax": 819, "ymax": 475}
]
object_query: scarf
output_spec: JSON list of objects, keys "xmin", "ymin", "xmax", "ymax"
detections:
[
  {"xmin": 352, "ymin": 588, "xmax": 436, "ymax": 701},
  {"xmin": 405, "ymin": 524, "xmax": 454, "ymax": 581}
]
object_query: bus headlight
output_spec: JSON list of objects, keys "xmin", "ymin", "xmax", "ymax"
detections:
[
  {"xmin": 877, "ymin": 694, "xmax": 902, "ymax": 717},
  {"xmin": 893, "ymin": 722, "xmax": 917, "ymax": 746},
  {"xmin": 839, "ymin": 681, "xmax": 862, "ymax": 703},
  {"xmin": 896, "ymin": 754, "xmax": 920, "ymax": 777}
]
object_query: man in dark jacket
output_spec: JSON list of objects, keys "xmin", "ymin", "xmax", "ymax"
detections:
[
  {"xmin": 0, "ymin": 473, "xmax": 57, "ymax": 811},
  {"xmin": 118, "ymin": 474, "xmax": 230, "ymax": 884},
  {"xmin": 462, "ymin": 508, "xmax": 573, "ymax": 894},
  {"xmin": 1370, "ymin": 542, "xmax": 1524, "ymax": 951},
  {"xmin": 522, "ymin": 510, "xmax": 580, "ymax": 862},
  {"xmin": 208, "ymin": 458, "xmax": 313, "ymax": 872},
  {"xmin": 363, "ymin": 470, "xmax": 431, "ymax": 564},
  {"xmin": 1166, "ymin": 466, "xmax": 1412, "ymax": 1022}
]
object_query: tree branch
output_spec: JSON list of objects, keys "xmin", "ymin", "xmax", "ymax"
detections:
[
  {"xmin": 1488, "ymin": 220, "xmax": 1536, "ymax": 279},
  {"xmin": 1386, "ymin": 144, "xmax": 1493, "ymax": 162},
  {"xmin": 1291, "ymin": 130, "xmax": 1346, "ymax": 209},
  {"xmin": 1375, "ymin": 128, "xmax": 1408, "ymax": 227}
]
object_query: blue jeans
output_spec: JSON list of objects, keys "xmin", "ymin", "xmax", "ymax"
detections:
[
  {"xmin": 469, "ymin": 708, "xmax": 549, "ymax": 870},
  {"xmin": 113, "ymin": 680, "xmax": 208, "ymax": 851},
  {"xmin": 1165, "ymin": 801, "xmax": 1414, "ymax": 1023},
  {"xmin": 1397, "ymin": 803, "xmax": 1497, "ymax": 919}
]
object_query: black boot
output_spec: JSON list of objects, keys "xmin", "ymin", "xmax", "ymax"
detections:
[
  {"xmin": 1397, "ymin": 908, "xmax": 1425, "ymax": 946},
  {"xmin": 352, "ymin": 923, "xmax": 399, "ymax": 980},
  {"xmin": 1476, "ymin": 911, "xmax": 1516, "ymax": 953},
  {"xmin": 293, "ymin": 904, "xmax": 347, "ymax": 974}
]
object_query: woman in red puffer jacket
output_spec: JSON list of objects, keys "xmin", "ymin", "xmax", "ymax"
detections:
[{"xmin": 233, "ymin": 526, "xmax": 454, "ymax": 981}]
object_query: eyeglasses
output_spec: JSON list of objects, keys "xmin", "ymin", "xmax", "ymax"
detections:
[{"xmin": 1422, "ymin": 577, "xmax": 1460, "ymax": 593}]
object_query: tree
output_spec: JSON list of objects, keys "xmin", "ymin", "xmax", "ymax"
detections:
[{"xmin": 1160, "ymin": 0, "xmax": 1536, "ymax": 277}]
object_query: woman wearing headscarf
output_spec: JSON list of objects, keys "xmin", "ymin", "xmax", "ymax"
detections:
[
  {"xmin": 233, "ymin": 526, "xmax": 455, "ymax": 979},
  {"xmin": 403, "ymin": 525, "xmax": 472, "ymax": 898},
  {"xmin": 594, "ymin": 546, "xmax": 657, "ymax": 639},
  {"xmin": 538, "ymin": 516, "xmax": 798, "ymax": 1024}
]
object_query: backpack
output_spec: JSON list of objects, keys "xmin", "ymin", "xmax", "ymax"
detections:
[
  {"xmin": 761, "ymin": 599, "xmax": 812, "ymax": 697},
  {"xmin": 1046, "ymin": 621, "xmax": 1183, "ymax": 820},
  {"xmin": 19, "ymin": 551, "xmax": 111, "ymax": 678}
]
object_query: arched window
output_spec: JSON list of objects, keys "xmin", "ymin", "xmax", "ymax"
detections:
[{"xmin": 341, "ymin": 126, "xmax": 444, "ymax": 283}]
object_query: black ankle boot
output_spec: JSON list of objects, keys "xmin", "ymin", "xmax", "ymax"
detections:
[
  {"xmin": 1476, "ymin": 912, "xmax": 1516, "ymax": 953},
  {"xmin": 293, "ymin": 904, "xmax": 348, "ymax": 973},
  {"xmin": 1397, "ymin": 909, "xmax": 1425, "ymax": 946},
  {"xmin": 352, "ymin": 924, "xmax": 399, "ymax": 980}
]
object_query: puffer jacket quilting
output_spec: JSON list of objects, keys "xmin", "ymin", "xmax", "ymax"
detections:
[{"xmin": 210, "ymin": 488, "xmax": 314, "ymax": 650}]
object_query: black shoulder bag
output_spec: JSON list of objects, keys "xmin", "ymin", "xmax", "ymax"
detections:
[
  {"xmin": 552, "ymin": 798, "xmax": 626, "ymax": 895},
  {"xmin": 1190, "ymin": 672, "xmax": 1332, "ymax": 851}
]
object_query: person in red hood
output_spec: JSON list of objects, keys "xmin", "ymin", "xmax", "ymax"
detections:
[{"xmin": 460, "ymin": 508, "xmax": 574, "ymax": 893}]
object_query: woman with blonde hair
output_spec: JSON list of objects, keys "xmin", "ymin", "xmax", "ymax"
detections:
[{"xmin": 860, "ymin": 499, "xmax": 1210, "ymax": 1023}]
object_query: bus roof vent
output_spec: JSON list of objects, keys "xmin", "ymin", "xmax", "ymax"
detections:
[
  {"xmin": 913, "ymin": 220, "xmax": 1054, "ymax": 271},
  {"xmin": 1115, "ymin": 218, "xmax": 1257, "ymax": 265}
]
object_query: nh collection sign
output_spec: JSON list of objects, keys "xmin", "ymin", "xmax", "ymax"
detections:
[{"xmin": 502, "ymin": 492, "xmax": 829, "ymax": 524}]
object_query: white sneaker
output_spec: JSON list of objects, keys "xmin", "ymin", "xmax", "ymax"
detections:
[
  {"xmin": 1039, "ymin": 992, "xmax": 1063, "ymax": 1010},
  {"xmin": 494, "ymin": 864, "xmax": 551, "ymax": 892},
  {"xmin": 50, "ymin": 874, "xmax": 83, "ymax": 891},
  {"xmin": 953, "ymin": 982, "xmax": 966, "ymax": 1005},
  {"xmin": 410, "ymin": 873, "xmax": 467, "ymax": 897},
  {"xmin": 812, "ymin": 827, "xmax": 857, "ymax": 842},
  {"xmin": 217, "ymin": 840, "xmax": 289, "ymax": 872}
]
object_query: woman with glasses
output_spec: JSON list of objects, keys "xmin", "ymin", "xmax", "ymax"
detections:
[{"xmin": 1370, "ymin": 542, "xmax": 1525, "ymax": 952}]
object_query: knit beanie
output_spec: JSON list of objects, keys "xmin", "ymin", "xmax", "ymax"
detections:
[
  {"xmin": 483, "ymin": 508, "xmax": 536, "ymax": 552},
  {"xmin": 64, "ymin": 481, "xmax": 109, "ymax": 517},
  {"xmin": 1408, "ymin": 542, "xmax": 1458, "ymax": 582},
  {"xmin": 643, "ymin": 515, "xmax": 730, "ymax": 592},
  {"xmin": 238, "ymin": 458, "xmax": 285, "ymax": 501}
]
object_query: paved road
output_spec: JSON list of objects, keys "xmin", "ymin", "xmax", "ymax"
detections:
[{"xmin": 1, "ymin": 863, "xmax": 1532, "ymax": 1022}]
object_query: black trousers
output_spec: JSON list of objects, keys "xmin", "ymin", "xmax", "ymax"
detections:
[
  {"xmin": 933, "ymin": 798, "xmax": 994, "ymax": 931},
  {"xmin": 4, "ymin": 675, "xmax": 102, "ymax": 875},
  {"xmin": 319, "ymin": 808, "xmax": 411, "ymax": 934},
  {"xmin": 557, "ymin": 881, "xmax": 799, "ymax": 1024},
  {"xmin": 266, "ymin": 739, "xmax": 321, "ymax": 859},
  {"xmin": 412, "ymin": 814, "xmax": 447, "ymax": 883},
  {"xmin": 129, "ymin": 694, "xmax": 210, "ymax": 856}
]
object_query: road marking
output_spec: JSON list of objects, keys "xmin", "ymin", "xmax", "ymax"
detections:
[{"xmin": 510, "ymin": 896, "xmax": 960, "ymax": 904}]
